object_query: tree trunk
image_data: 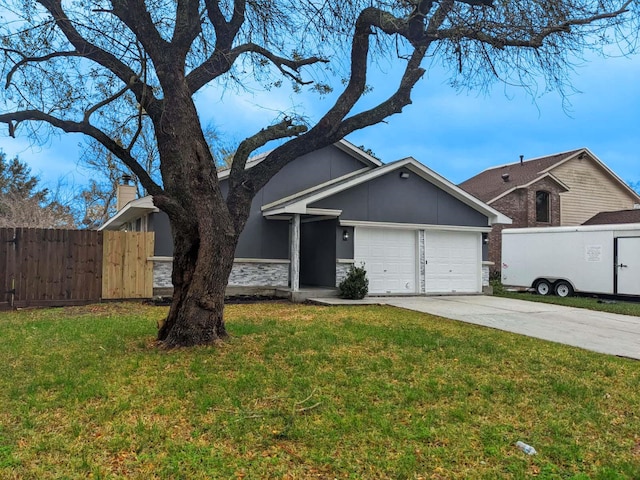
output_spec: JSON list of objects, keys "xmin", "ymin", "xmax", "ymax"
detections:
[
  {"xmin": 150, "ymin": 79, "xmax": 251, "ymax": 348},
  {"xmin": 157, "ymin": 222, "xmax": 238, "ymax": 347}
]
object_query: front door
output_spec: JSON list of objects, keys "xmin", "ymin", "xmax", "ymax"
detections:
[{"xmin": 616, "ymin": 237, "xmax": 640, "ymax": 296}]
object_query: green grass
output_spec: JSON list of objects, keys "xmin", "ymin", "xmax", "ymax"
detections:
[
  {"xmin": 1, "ymin": 301, "xmax": 640, "ymax": 479},
  {"xmin": 493, "ymin": 282, "xmax": 640, "ymax": 317}
]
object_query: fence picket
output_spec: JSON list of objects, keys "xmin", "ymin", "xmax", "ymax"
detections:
[{"xmin": 0, "ymin": 228, "xmax": 153, "ymax": 309}]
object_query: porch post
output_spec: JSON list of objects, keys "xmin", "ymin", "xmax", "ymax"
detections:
[{"xmin": 291, "ymin": 213, "xmax": 300, "ymax": 292}]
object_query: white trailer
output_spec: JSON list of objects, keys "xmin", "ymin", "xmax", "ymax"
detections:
[{"xmin": 501, "ymin": 224, "xmax": 640, "ymax": 297}]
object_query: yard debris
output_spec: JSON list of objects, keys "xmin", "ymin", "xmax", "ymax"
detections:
[{"xmin": 516, "ymin": 441, "xmax": 537, "ymax": 455}]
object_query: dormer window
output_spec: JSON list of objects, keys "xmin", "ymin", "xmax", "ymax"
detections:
[{"xmin": 536, "ymin": 191, "xmax": 550, "ymax": 223}]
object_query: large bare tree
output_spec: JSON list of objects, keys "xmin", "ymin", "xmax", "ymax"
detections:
[{"xmin": 0, "ymin": 0, "xmax": 637, "ymax": 346}]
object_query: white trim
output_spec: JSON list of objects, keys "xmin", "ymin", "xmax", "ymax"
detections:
[
  {"xmin": 337, "ymin": 258, "xmax": 355, "ymax": 264},
  {"xmin": 334, "ymin": 139, "xmax": 384, "ymax": 167},
  {"xmin": 340, "ymin": 219, "xmax": 492, "ymax": 233},
  {"xmin": 99, "ymin": 196, "xmax": 158, "ymax": 230},
  {"xmin": 264, "ymin": 207, "xmax": 342, "ymax": 218},
  {"xmin": 305, "ymin": 208, "xmax": 342, "ymax": 217},
  {"xmin": 301, "ymin": 215, "xmax": 341, "ymax": 223},
  {"xmin": 217, "ymin": 151, "xmax": 271, "ymax": 180},
  {"xmin": 260, "ymin": 167, "xmax": 371, "ymax": 211},
  {"xmin": 234, "ymin": 258, "xmax": 291, "ymax": 264}
]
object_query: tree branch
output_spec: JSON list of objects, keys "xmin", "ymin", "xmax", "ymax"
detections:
[
  {"xmin": 0, "ymin": 110, "xmax": 163, "ymax": 196},
  {"xmin": 231, "ymin": 117, "xmax": 307, "ymax": 183},
  {"xmin": 226, "ymin": 118, "xmax": 307, "ymax": 224},
  {"xmin": 172, "ymin": 0, "xmax": 203, "ymax": 57},
  {"xmin": 109, "ymin": 0, "xmax": 170, "ymax": 66},
  {"xmin": 333, "ymin": 47, "xmax": 427, "ymax": 139},
  {"xmin": 36, "ymin": 0, "xmax": 161, "ymax": 117},
  {"xmin": 204, "ymin": 0, "xmax": 246, "ymax": 40},
  {"xmin": 186, "ymin": 42, "xmax": 328, "ymax": 94},
  {"xmin": 434, "ymin": 0, "xmax": 634, "ymax": 49},
  {"xmin": 3, "ymin": 50, "xmax": 84, "ymax": 89},
  {"xmin": 83, "ymin": 76, "xmax": 137, "ymax": 123}
]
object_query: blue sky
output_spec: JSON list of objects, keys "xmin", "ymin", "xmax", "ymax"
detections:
[{"xmin": 1, "ymin": 48, "xmax": 638, "ymax": 193}]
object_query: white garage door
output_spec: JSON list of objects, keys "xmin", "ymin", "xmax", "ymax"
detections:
[
  {"xmin": 355, "ymin": 228, "xmax": 417, "ymax": 294},
  {"xmin": 425, "ymin": 231, "xmax": 480, "ymax": 294}
]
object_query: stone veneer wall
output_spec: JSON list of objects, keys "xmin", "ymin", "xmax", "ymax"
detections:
[
  {"xmin": 153, "ymin": 259, "xmax": 290, "ymax": 289},
  {"xmin": 153, "ymin": 260, "xmax": 173, "ymax": 289},
  {"xmin": 335, "ymin": 262, "xmax": 354, "ymax": 287},
  {"xmin": 228, "ymin": 262, "xmax": 289, "ymax": 287},
  {"xmin": 482, "ymin": 264, "xmax": 490, "ymax": 287}
]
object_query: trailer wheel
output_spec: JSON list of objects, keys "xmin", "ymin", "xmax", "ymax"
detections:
[
  {"xmin": 534, "ymin": 279, "xmax": 552, "ymax": 296},
  {"xmin": 554, "ymin": 280, "xmax": 574, "ymax": 298}
]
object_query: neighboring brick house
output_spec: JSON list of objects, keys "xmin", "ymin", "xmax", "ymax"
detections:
[{"xmin": 459, "ymin": 148, "xmax": 640, "ymax": 275}]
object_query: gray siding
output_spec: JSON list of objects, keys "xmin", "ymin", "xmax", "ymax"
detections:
[
  {"xmin": 226, "ymin": 144, "xmax": 371, "ymax": 259},
  {"xmin": 261, "ymin": 145, "xmax": 367, "ymax": 204},
  {"xmin": 234, "ymin": 193, "xmax": 290, "ymax": 259},
  {"xmin": 311, "ymin": 168, "xmax": 489, "ymax": 227},
  {"xmin": 336, "ymin": 225, "xmax": 354, "ymax": 259}
]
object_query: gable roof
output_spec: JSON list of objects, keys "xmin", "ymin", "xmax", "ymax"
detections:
[
  {"xmin": 216, "ymin": 138, "xmax": 382, "ymax": 180},
  {"xmin": 100, "ymin": 140, "xmax": 383, "ymax": 230},
  {"xmin": 262, "ymin": 157, "xmax": 512, "ymax": 225},
  {"xmin": 459, "ymin": 149, "xmax": 580, "ymax": 203},
  {"xmin": 582, "ymin": 209, "xmax": 640, "ymax": 225},
  {"xmin": 459, "ymin": 148, "xmax": 640, "ymax": 204}
]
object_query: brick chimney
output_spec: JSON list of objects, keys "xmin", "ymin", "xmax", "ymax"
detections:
[{"xmin": 116, "ymin": 174, "xmax": 136, "ymax": 210}]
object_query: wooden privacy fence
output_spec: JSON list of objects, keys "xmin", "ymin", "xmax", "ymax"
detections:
[
  {"xmin": 102, "ymin": 231, "xmax": 154, "ymax": 300},
  {"xmin": 0, "ymin": 228, "xmax": 154, "ymax": 309}
]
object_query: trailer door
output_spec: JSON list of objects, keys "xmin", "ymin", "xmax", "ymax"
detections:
[{"xmin": 616, "ymin": 237, "xmax": 640, "ymax": 296}]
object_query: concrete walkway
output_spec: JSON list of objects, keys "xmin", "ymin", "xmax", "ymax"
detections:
[{"xmin": 310, "ymin": 295, "xmax": 640, "ymax": 360}]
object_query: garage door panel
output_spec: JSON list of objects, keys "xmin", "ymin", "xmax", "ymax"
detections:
[
  {"xmin": 355, "ymin": 228, "xmax": 417, "ymax": 294},
  {"xmin": 426, "ymin": 231, "xmax": 480, "ymax": 294}
]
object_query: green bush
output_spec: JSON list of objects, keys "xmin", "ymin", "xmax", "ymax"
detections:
[{"xmin": 339, "ymin": 264, "xmax": 369, "ymax": 299}]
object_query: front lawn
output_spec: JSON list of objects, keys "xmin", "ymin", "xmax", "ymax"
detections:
[{"xmin": 1, "ymin": 302, "xmax": 639, "ymax": 479}]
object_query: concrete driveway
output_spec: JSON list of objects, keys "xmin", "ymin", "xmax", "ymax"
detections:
[{"xmin": 313, "ymin": 295, "xmax": 640, "ymax": 360}]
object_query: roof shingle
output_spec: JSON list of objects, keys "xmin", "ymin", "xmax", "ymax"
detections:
[
  {"xmin": 582, "ymin": 209, "xmax": 640, "ymax": 225},
  {"xmin": 458, "ymin": 149, "xmax": 582, "ymax": 202}
]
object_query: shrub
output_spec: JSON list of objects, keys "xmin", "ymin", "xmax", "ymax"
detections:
[{"xmin": 339, "ymin": 264, "xmax": 369, "ymax": 300}]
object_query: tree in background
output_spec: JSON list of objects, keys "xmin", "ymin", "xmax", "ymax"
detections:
[
  {"xmin": 0, "ymin": 0, "xmax": 637, "ymax": 347},
  {"xmin": 77, "ymin": 123, "xmax": 235, "ymax": 229},
  {"xmin": 0, "ymin": 151, "xmax": 75, "ymax": 228}
]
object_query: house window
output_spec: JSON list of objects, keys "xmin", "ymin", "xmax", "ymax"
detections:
[{"xmin": 536, "ymin": 191, "xmax": 550, "ymax": 223}]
